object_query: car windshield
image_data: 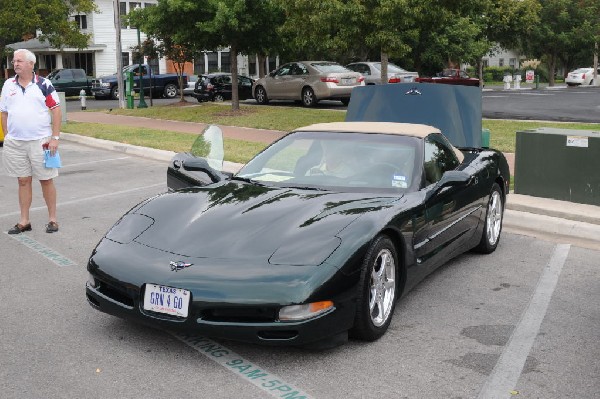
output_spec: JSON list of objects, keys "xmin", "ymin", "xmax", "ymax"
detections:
[
  {"xmin": 236, "ymin": 131, "xmax": 421, "ymax": 193},
  {"xmin": 373, "ymin": 63, "xmax": 409, "ymax": 73},
  {"xmin": 572, "ymin": 68, "xmax": 592, "ymax": 74},
  {"xmin": 310, "ymin": 62, "xmax": 351, "ymax": 73}
]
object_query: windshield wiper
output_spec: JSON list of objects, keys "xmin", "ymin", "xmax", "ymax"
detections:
[{"xmin": 230, "ymin": 176, "xmax": 265, "ymax": 186}]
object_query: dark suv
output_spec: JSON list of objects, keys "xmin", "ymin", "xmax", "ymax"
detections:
[{"xmin": 193, "ymin": 73, "xmax": 254, "ymax": 102}]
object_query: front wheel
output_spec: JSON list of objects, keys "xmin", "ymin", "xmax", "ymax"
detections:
[
  {"xmin": 350, "ymin": 235, "xmax": 398, "ymax": 341},
  {"xmin": 163, "ymin": 83, "xmax": 178, "ymax": 98},
  {"xmin": 110, "ymin": 86, "xmax": 119, "ymax": 100},
  {"xmin": 302, "ymin": 87, "xmax": 317, "ymax": 107},
  {"xmin": 340, "ymin": 98, "xmax": 350, "ymax": 106},
  {"xmin": 213, "ymin": 93, "xmax": 225, "ymax": 102},
  {"xmin": 474, "ymin": 183, "xmax": 503, "ymax": 254},
  {"xmin": 254, "ymin": 86, "xmax": 269, "ymax": 104}
]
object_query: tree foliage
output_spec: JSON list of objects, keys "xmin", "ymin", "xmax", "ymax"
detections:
[{"xmin": 0, "ymin": 0, "xmax": 96, "ymax": 61}]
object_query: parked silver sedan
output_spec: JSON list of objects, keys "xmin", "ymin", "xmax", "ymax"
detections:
[
  {"xmin": 253, "ymin": 61, "xmax": 365, "ymax": 107},
  {"xmin": 345, "ymin": 62, "xmax": 419, "ymax": 85}
]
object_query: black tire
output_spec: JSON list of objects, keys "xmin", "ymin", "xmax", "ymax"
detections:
[
  {"xmin": 302, "ymin": 87, "xmax": 317, "ymax": 107},
  {"xmin": 341, "ymin": 98, "xmax": 350, "ymax": 106},
  {"xmin": 350, "ymin": 235, "xmax": 398, "ymax": 341},
  {"xmin": 213, "ymin": 93, "xmax": 225, "ymax": 102},
  {"xmin": 110, "ymin": 86, "xmax": 119, "ymax": 100},
  {"xmin": 254, "ymin": 86, "xmax": 269, "ymax": 104},
  {"xmin": 163, "ymin": 83, "xmax": 178, "ymax": 98},
  {"xmin": 474, "ymin": 183, "xmax": 504, "ymax": 254}
]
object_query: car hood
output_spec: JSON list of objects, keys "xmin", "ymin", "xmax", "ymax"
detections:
[
  {"xmin": 119, "ymin": 181, "xmax": 400, "ymax": 264},
  {"xmin": 346, "ymin": 83, "xmax": 482, "ymax": 148}
]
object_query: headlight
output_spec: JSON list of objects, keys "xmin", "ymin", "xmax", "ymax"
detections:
[
  {"xmin": 279, "ymin": 301, "xmax": 334, "ymax": 321},
  {"xmin": 87, "ymin": 273, "xmax": 96, "ymax": 288}
]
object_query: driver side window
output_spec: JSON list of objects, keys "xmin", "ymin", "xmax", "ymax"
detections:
[{"xmin": 423, "ymin": 134, "xmax": 459, "ymax": 185}]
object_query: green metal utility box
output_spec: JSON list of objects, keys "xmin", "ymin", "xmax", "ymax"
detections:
[{"xmin": 514, "ymin": 128, "xmax": 600, "ymax": 206}]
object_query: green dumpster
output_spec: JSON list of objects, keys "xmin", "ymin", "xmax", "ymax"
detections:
[{"xmin": 514, "ymin": 128, "xmax": 600, "ymax": 205}]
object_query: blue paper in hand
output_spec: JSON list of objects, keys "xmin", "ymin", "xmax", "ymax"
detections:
[{"xmin": 44, "ymin": 150, "xmax": 62, "ymax": 168}]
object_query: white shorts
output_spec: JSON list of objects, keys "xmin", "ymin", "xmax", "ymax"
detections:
[{"xmin": 2, "ymin": 137, "xmax": 59, "ymax": 180}]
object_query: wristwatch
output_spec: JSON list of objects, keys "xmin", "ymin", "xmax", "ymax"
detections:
[{"xmin": 51, "ymin": 136, "xmax": 60, "ymax": 140}]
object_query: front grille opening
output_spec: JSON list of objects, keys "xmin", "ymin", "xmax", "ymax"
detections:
[
  {"xmin": 97, "ymin": 282, "xmax": 135, "ymax": 307},
  {"xmin": 200, "ymin": 307, "xmax": 278, "ymax": 323},
  {"xmin": 86, "ymin": 292, "xmax": 100, "ymax": 307},
  {"xmin": 258, "ymin": 330, "xmax": 298, "ymax": 340}
]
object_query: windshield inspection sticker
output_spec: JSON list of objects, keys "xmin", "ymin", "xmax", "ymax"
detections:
[
  {"xmin": 173, "ymin": 332, "xmax": 314, "ymax": 399},
  {"xmin": 392, "ymin": 175, "xmax": 408, "ymax": 188},
  {"xmin": 566, "ymin": 136, "xmax": 588, "ymax": 148}
]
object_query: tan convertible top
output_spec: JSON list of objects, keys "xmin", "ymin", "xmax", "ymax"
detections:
[{"xmin": 293, "ymin": 122, "xmax": 464, "ymax": 162}]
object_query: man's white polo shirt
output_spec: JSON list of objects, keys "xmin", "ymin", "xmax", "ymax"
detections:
[{"xmin": 0, "ymin": 74, "xmax": 61, "ymax": 141}]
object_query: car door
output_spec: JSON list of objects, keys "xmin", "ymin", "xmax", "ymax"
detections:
[
  {"xmin": 413, "ymin": 134, "xmax": 480, "ymax": 270},
  {"xmin": 268, "ymin": 63, "xmax": 294, "ymax": 98},
  {"xmin": 238, "ymin": 76, "xmax": 254, "ymax": 100},
  {"xmin": 52, "ymin": 69, "xmax": 74, "ymax": 95}
]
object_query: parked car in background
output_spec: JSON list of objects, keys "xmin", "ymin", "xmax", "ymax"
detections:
[
  {"xmin": 416, "ymin": 69, "xmax": 480, "ymax": 87},
  {"xmin": 253, "ymin": 61, "xmax": 364, "ymax": 107},
  {"xmin": 565, "ymin": 67, "xmax": 599, "ymax": 86},
  {"xmin": 91, "ymin": 64, "xmax": 186, "ymax": 100},
  {"xmin": 192, "ymin": 73, "xmax": 254, "ymax": 102},
  {"xmin": 46, "ymin": 68, "xmax": 92, "ymax": 96},
  {"xmin": 345, "ymin": 62, "xmax": 419, "ymax": 84},
  {"xmin": 184, "ymin": 75, "xmax": 199, "ymax": 96}
]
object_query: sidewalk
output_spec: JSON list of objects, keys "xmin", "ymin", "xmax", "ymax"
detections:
[{"xmin": 64, "ymin": 112, "xmax": 600, "ymax": 250}]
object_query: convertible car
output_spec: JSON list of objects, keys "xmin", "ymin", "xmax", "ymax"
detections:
[{"xmin": 86, "ymin": 117, "xmax": 509, "ymax": 348}]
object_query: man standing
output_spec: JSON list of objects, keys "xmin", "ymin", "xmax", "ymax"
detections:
[{"xmin": 1, "ymin": 48, "xmax": 61, "ymax": 234}]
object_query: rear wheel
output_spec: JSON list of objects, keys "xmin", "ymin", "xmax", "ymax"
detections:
[
  {"xmin": 350, "ymin": 235, "xmax": 398, "ymax": 341},
  {"xmin": 302, "ymin": 87, "xmax": 317, "ymax": 107},
  {"xmin": 163, "ymin": 83, "xmax": 178, "ymax": 98},
  {"xmin": 341, "ymin": 98, "xmax": 350, "ymax": 106},
  {"xmin": 213, "ymin": 93, "xmax": 225, "ymax": 102},
  {"xmin": 110, "ymin": 86, "xmax": 119, "ymax": 100},
  {"xmin": 474, "ymin": 183, "xmax": 503, "ymax": 254},
  {"xmin": 254, "ymin": 86, "xmax": 269, "ymax": 104}
]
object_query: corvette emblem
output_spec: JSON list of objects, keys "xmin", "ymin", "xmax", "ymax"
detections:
[
  {"xmin": 170, "ymin": 261, "xmax": 193, "ymax": 271},
  {"xmin": 405, "ymin": 87, "xmax": 422, "ymax": 96}
]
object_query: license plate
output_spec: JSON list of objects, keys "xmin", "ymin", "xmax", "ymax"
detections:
[
  {"xmin": 143, "ymin": 284, "xmax": 190, "ymax": 318},
  {"xmin": 405, "ymin": 77, "xmax": 414, "ymax": 82},
  {"xmin": 342, "ymin": 78, "xmax": 354, "ymax": 85}
]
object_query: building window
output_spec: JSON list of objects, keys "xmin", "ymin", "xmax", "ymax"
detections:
[
  {"xmin": 249, "ymin": 57, "xmax": 256, "ymax": 76},
  {"xmin": 73, "ymin": 15, "xmax": 87, "ymax": 30},
  {"xmin": 43, "ymin": 55, "xmax": 57, "ymax": 71},
  {"xmin": 207, "ymin": 52, "xmax": 218, "ymax": 72},
  {"xmin": 194, "ymin": 55, "xmax": 206, "ymax": 75},
  {"xmin": 499, "ymin": 58, "xmax": 504, "ymax": 67},
  {"xmin": 482, "ymin": 59, "xmax": 489, "ymax": 68},
  {"xmin": 220, "ymin": 52, "xmax": 231, "ymax": 73},
  {"xmin": 268, "ymin": 57, "xmax": 277, "ymax": 73},
  {"xmin": 122, "ymin": 52, "xmax": 130, "ymax": 68},
  {"xmin": 147, "ymin": 57, "xmax": 159, "ymax": 75},
  {"xmin": 509, "ymin": 58, "xmax": 516, "ymax": 68}
]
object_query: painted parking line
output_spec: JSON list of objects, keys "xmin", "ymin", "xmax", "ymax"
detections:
[
  {"xmin": 173, "ymin": 332, "xmax": 314, "ymax": 399},
  {"xmin": 477, "ymin": 244, "xmax": 571, "ymax": 399},
  {"xmin": 62, "ymin": 156, "xmax": 131, "ymax": 168},
  {"xmin": 5, "ymin": 232, "xmax": 77, "ymax": 267},
  {"xmin": 0, "ymin": 183, "xmax": 165, "ymax": 220}
]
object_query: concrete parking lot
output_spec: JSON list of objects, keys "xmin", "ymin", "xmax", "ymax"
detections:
[{"xmin": 1, "ymin": 141, "xmax": 599, "ymax": 398}]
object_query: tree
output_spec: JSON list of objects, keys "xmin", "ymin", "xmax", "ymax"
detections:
[
  {"xmin": 193, "ymin": 0, "xmax": 285, "ymax": 110},
  {"xmin": 0, "ymin": 0, "xmax": 96, "ymax": 61},
  {"xmin": 521, "ymin": 0, "xmax": 590, "ymax": 86}
]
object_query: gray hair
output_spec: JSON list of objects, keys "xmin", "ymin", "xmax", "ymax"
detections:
[{"xmin": 14, "ymin": 49, "xmax": 36, "ymax": 64}]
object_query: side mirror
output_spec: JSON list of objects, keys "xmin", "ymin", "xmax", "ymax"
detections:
[
  {"xmin": 425, "ymin": 170, "xmax": 472, "ymax": 202},
  {"xmin": 182, "ymin": 158, "xmax": 224, "ymax": 183}
]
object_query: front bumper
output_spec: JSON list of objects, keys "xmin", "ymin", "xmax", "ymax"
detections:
[
  {"xmin": 91, "ymin": 88, "xmax": 111, "ymax": 97},
  {"xmin": 86, "ymin": 281, "xmax": 356, "ymax": 346}
]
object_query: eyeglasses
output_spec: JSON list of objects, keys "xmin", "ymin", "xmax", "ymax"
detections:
[{"xmin": 11, "ymin": 59, "xmax": 28, "ymax": 65}]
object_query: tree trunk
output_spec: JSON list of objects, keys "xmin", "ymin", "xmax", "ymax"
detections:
[
  {"xmin": 380, "ymin": 51, "xmax": 389, "ymax": 84},
  {"xmin": 231, "ymin": 44, "xmax": 239, "ymax": 111},
  {"xmin": 258, "ymin": 54, "xmax": 266, "ymax": 78},
  {"xmin": 548, "ymin": 54, "xmax": 556, "ymax": 87},
  {"xmin": 477, "ymin": 58, "xmax": 484, "ymax": 88},
  {"xmin": 594, "ymin": 42, "xmax": 598, "ymax": 86}
]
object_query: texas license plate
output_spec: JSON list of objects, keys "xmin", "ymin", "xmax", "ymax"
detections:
[
  {"xmin": 143, "ymin": 284, "xmax": 190, "ymax": 318},
  {"xmin": 342, "ymin": 78, "xmax": 354, "ymax": 85}
]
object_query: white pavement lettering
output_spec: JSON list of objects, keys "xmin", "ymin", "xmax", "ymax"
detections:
[
  {"xmin": 173, "ymin": 332, "xmax": 314, "ymax": 399},
  {"xmin": 477, "ymin": 244, "xmax": 571, "ymax": 399}
]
